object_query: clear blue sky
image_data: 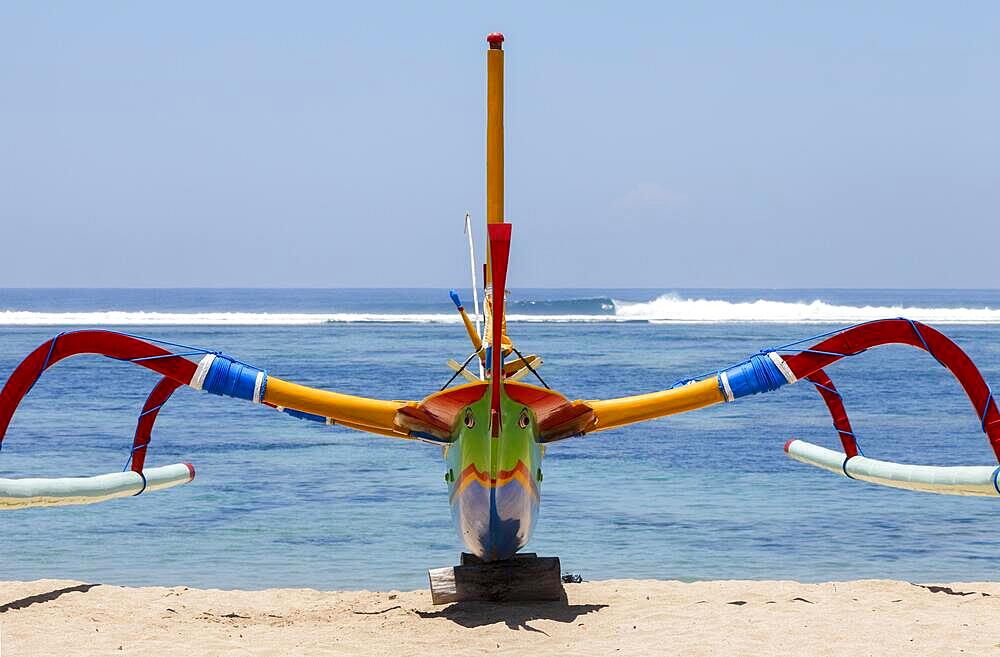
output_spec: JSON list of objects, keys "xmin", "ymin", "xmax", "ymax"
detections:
[{"xmin": 2, "ymin": 2, "xmax": 997, "ymax": 287}]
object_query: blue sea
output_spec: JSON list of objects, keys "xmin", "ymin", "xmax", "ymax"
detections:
[{"xmin": 1, "ymin": 288, "xmax": 1000, "ymax": 590}]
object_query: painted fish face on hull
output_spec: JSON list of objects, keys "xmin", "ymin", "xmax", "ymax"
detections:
[{"xmin": 445, "ymin": 385, "xmax": 543, "ymax": 561}]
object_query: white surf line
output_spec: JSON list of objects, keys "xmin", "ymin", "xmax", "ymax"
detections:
[
  {"xmin": 613, "ymin": 295, "xmax": 1000, "ymax": 324},
  {"xmin": 2, "ymin": 297, "xmax": 1000, "ymax": 325}
]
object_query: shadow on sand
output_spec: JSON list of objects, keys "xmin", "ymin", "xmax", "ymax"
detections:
[
  {"xmin": 416, "ymin": 595, "xmax": 608, "ymax": 633},
  {"xmin": 0, "ymin": 583, "xmax": 100, "ymax": 613}
]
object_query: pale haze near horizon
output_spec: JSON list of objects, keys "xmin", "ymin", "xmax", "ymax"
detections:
[{"xmin": 2, "ymin": 2, "xmax": 998, "ymax": 289}]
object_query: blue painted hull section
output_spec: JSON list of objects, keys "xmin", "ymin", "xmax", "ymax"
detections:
[{"xmin": 450, "ymin": 477, "xmax": 538, "ymax": 561}]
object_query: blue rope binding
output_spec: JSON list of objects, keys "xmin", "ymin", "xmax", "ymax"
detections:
[
  {"xmin": 721, "ymin": 353, "xmax": 789, "ymax": 399},
  {"xmin": 202, "ymin": 354, "xmax": 267, "ymax": 402}
]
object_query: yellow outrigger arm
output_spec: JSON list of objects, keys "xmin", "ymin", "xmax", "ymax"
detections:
[
  {"xmin": 183, "ymin": 363, "xmax": 419, "ymax": 440},
  {"xmin": 264, "ymin": 377, "xmax": 404, "ymax": 429},
  {"xmin": 261, "ymin": 376, "xmax": 417, "ymax": 439},
  {"xmin": 583, "ymin": 377, "xmax": 725, "ymax": 433},
  {"xmin": 269, "ymin": 372, "xmax": 724, "ymax": 441}
]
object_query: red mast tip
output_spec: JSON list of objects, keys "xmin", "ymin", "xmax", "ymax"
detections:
[{"xmin": 487, "ymin": 32, "xmax": 504, "ymax": 49}]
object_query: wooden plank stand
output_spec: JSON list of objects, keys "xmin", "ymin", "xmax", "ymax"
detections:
[{"xmin": 428, "ymin": 553, "xmax": 564, "ymax": 605}]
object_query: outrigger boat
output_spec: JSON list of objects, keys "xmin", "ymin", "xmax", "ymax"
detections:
[{"xmin": 2, "ymin": 34, "xmax": 999, "ymax": 563}]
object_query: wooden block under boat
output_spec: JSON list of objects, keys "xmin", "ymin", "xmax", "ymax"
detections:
[{"xmin": 428, "ymin": 554, "xmax": 563, "ymax": 605}]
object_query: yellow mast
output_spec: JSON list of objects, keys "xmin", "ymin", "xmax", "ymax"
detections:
[
  {"xmin": 484, "ymin": 32, "xmax": 509, "ymax": 354},
  {"xmin": 486, "ymin": 32, "xmax": 505, "ymax": 237}
]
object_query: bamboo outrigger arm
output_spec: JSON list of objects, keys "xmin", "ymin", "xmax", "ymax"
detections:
[
  {"xmin": 583, "ymin": 378, "xmax": 725, "ymax": 433},
  {"xmin": 0, "ymin": 330, "xmax": 426, "ymax": 509},
  {"xmin": 0, "ymin": 330, "xmax": 416, "ymax": 439},
  {"xmin": 580, "ymin": 318, "xmax": 1000, "ymax": 496}
]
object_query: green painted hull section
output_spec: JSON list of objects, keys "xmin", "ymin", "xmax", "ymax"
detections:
[{"xmin": 444, "ymin": 383, "xmax": 544, "ymax": 560}]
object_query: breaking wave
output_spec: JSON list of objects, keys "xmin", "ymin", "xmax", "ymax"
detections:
[
  {"xmin": 612, "ymin": 294, "xmax": 1000, "ymax": 324},
  {"xmin": 1, "ymin": 294, "xmax": 999, "ymax": 325},
  {"xmin": 509, "ymin": 297, "xmax": 615, "ymax": 315}
]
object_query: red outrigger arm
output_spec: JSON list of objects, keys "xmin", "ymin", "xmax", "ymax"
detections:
[
  {"xmin": 0, "ymin": 327, "xmax": 425, "ymax": 508},
  {"xmin": 0, "ymin": 331, "xmax": 199, "ymax": 507},
  {"xmin": 778, "ymin": 319, "xmax": 1000, "ymax": 496},
  {"xmin": 782, "ymin": 318, "xmax": 1000, "ymax": 461},
  {"xmin": 0, "ymin": 330, "xmax": 198, "ymax": 472},
  {"xmin": 585, "ymin": 317, "xmax": 1000, "ymax": 495}
]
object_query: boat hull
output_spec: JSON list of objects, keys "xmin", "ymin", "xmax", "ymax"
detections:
[{"xmin": 445, "ymin": 385, "xmax": 542, "ymax": 561}]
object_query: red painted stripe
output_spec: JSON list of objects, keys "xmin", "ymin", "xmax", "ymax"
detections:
[
  {"xmin": 450, "ymin": 460, "xmax": 538, "ymax": 501},
  {"xmin": 497, "ymin": 461, "xmax": 532, "ymax": 481},
  {"xmin": 459, "ymin": 463, "xmax": 491, "ymax": 484}
]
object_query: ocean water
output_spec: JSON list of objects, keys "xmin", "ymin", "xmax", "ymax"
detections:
[{"xmin": 1, "ymin": 288, "xmax": 999, "ymax": 590}]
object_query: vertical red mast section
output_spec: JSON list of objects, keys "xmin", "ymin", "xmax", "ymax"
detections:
[{"xmin": 488, "ymin": 222, "xmax": 512, "ymax": 437}]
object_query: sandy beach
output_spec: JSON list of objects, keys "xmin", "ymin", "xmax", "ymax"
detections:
[{"xmin": 1, "ymin": 578, "xmax": 998, "ymax": 656}]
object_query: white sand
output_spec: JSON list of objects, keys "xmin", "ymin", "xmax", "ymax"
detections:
[{"xmin": 1, "ymin": 578, "xmax": 998, "ymax": 656}]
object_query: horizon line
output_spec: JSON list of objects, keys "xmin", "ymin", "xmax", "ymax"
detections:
[{"xmin": 2, "ymin": 286, "xmax": 1000, "ymax": 292}]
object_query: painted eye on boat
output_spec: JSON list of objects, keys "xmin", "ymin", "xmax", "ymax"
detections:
[
  {"xmin": 464, "ymin": 409, "xmax": 476, "ymax": 428},
  {"xmin": 518, "ymin": 409, "xmax": 530, "ymax": 429}
]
